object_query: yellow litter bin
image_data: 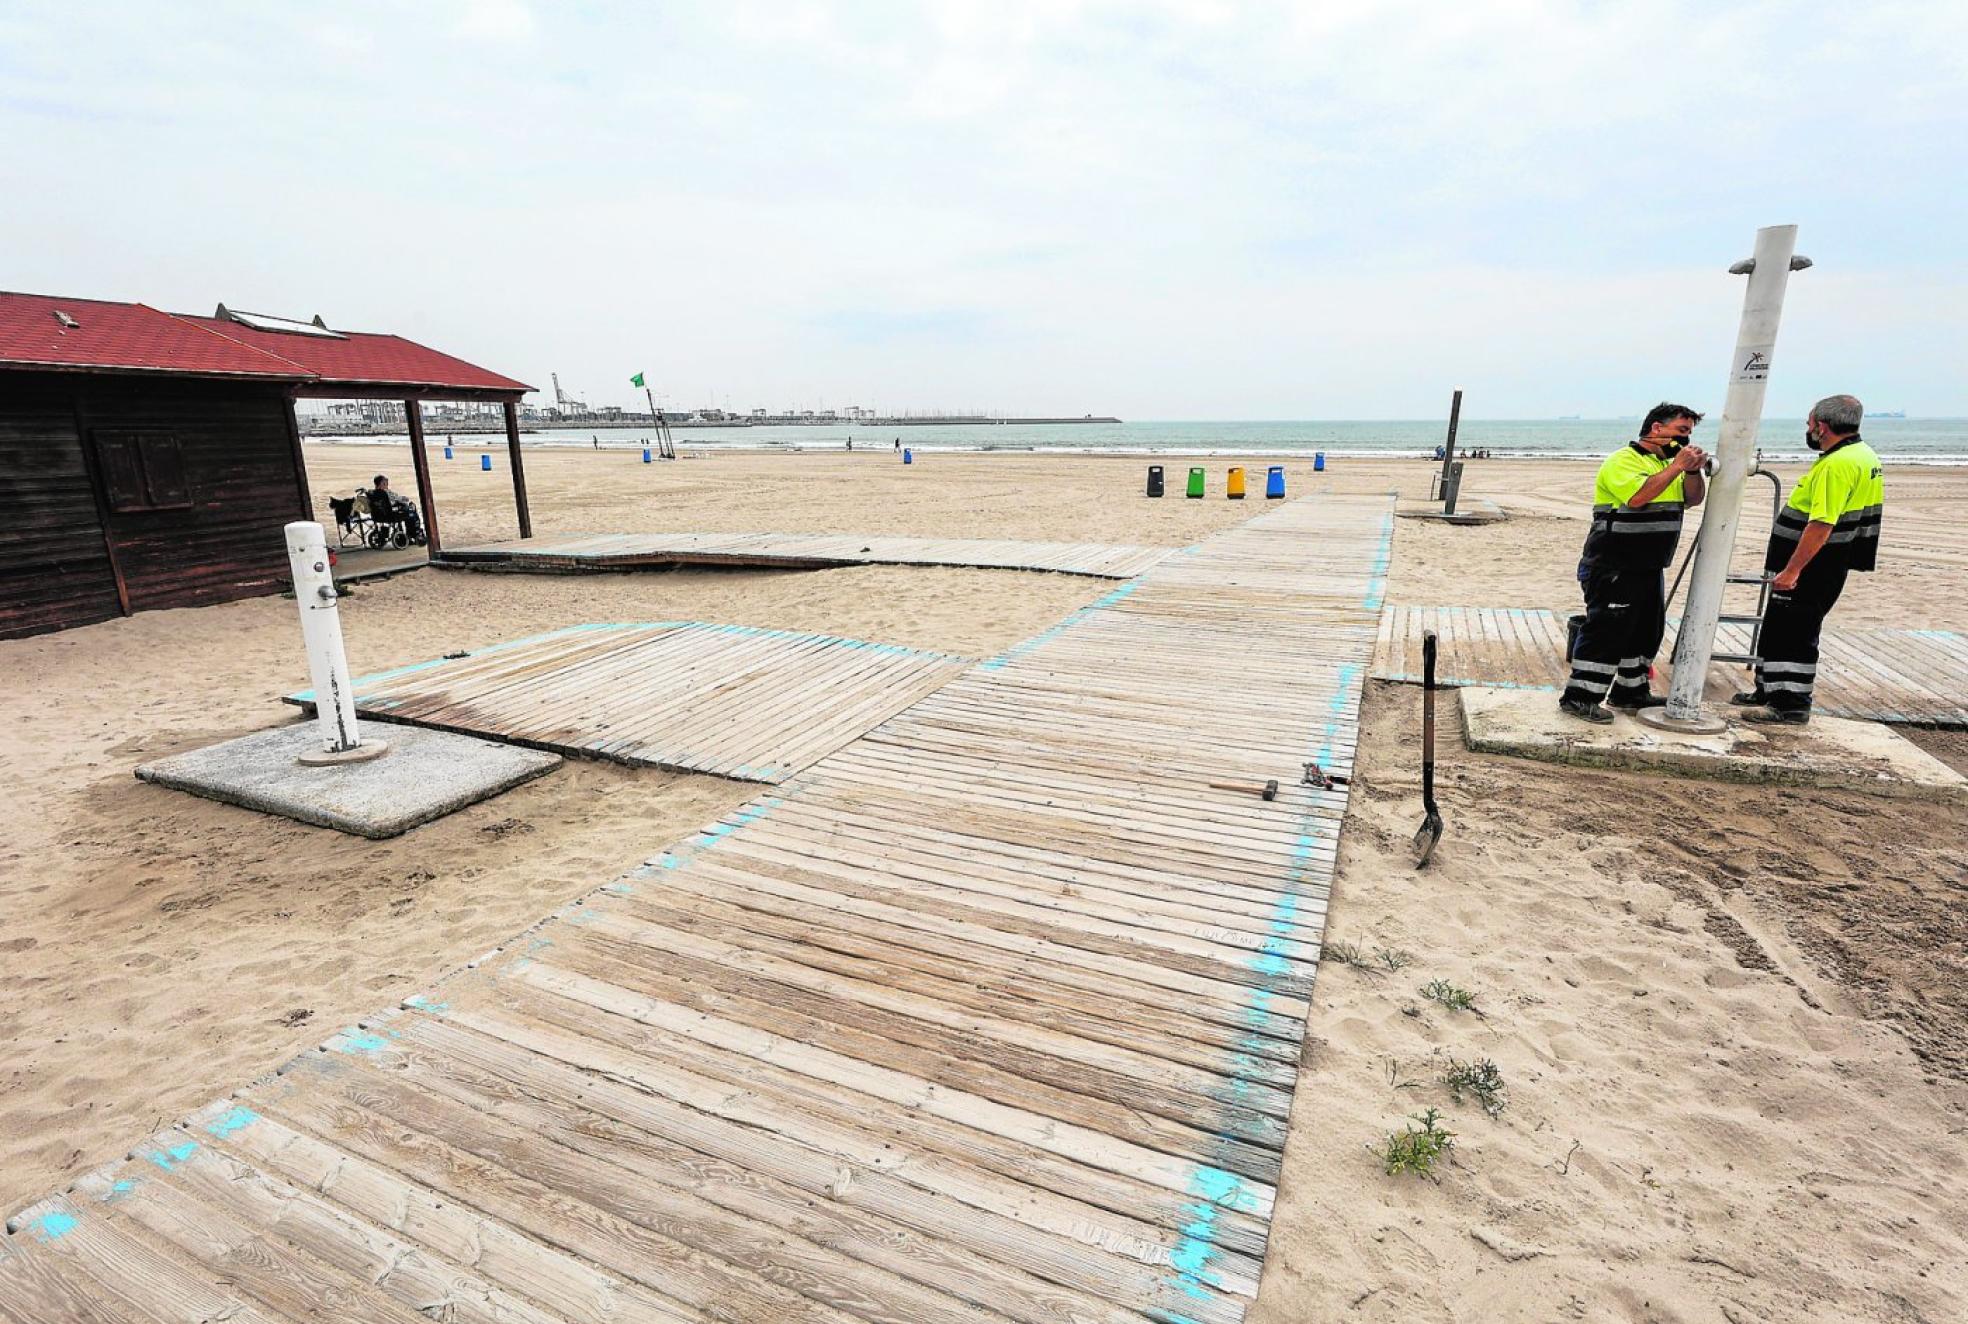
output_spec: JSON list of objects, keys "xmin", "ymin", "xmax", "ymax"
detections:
[{"xmin": 1227, "ymin": 466, "xmax": 1246, "ymax": 500}]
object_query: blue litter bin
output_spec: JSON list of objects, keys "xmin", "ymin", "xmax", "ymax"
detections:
[
  {"xmin": 443, "ymin": 445, "xmax": 453, "ymax": 460},
  {"xmin": 903, "ymin": 448, "xmax": 913, "ymax": 465},
  {"xmin": 643, "ymin": 447, "xmax": 652, "ymax": 463},
  {"xmin": 1265, "ymin": 465, "xmax": 1285, "ymax": 499},
  {"xmin": 480, "ymin": 453, "xmax": 492, "ymax": 471},
  {"xmin": 1313, "ymin": 452, "xmax": 1325, "ymax": 472}
]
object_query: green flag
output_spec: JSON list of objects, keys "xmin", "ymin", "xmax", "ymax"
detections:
[{"xmin": 630, "ymin": 372, "xmax": 645, "ymax": 388}]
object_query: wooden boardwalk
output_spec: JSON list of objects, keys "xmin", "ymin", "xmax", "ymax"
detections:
[
  {"xmin": 4, "ymin": 495, "xmax": 1394, "ymax": 1323},
  {"xmin": 1374, "ymin": 605, "xmax": 1968, "ymax": 726},
  {"xmin": 440, "ymin": 530, "xmax": 1177, "ymax": 580},
  {"xmin": 285, "ymin": 622, "xmax": 971, "ymax": 784}
]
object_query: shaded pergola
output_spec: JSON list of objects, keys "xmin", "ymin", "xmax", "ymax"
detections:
[{"xmin": 185, "ymin": 307, "xmax": 535, "ymax": 556}]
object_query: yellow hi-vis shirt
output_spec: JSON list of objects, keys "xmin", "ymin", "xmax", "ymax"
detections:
[
  {"xmin": 1766, "ymin": 438, "xmax": 1884, "ymax": 574},
  {"xmin": 1583, "ymin": 443, "xmax": 1686, "ymax": 569}
]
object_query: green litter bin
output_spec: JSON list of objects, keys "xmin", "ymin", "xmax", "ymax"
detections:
[{"xmin": 1186, "ymin": 467, "xmax": 1205, "ymax": 499}]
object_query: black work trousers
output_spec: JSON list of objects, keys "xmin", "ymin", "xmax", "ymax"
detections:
[
  {"xmin": 1753, "ymin": 562, "xmax": 1849, "ymax": 712},
  {"xmin": 1563, "ymin": 561, "xmax": 1666, "ymax": 707}
]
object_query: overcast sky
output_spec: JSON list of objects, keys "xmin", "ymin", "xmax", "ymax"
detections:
[{"xmin": 4, "ymin": 1, "xmax": 1963, "ymax": 417}]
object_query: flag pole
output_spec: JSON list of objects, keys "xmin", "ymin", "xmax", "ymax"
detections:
[{"xmin": 643, "ymin": 384, "xmax": 672, "ymax": 456}]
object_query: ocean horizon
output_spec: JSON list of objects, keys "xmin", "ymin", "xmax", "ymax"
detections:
[{"xmin": 308, "ymin": 416, "xmax": 1968, "ymax": 466}]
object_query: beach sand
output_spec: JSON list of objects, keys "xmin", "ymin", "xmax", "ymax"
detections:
[{"xmin": 1, "ymin": 444, "xmax": 1962, "ymax": 1319}]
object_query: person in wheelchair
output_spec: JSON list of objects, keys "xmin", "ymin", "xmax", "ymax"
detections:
[{"xmin": 365, "ymin": 474, "xmax": 427, "ymax": 547}]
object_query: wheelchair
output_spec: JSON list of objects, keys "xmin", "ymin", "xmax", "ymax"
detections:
[{"xmin": 330, "ymin": 490, "xmax": 426, "ymax": 549}]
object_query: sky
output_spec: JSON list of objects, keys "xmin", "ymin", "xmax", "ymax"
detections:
[{"xmin": 3, "ymin": 0, "xmax": 1964, "ymax": 418}]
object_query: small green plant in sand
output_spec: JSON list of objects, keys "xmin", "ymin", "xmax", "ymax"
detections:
[
  {"xmin": 1441, "ymin": 1057, "xmax": 1508, "ymax": 1118},
  {"xmin": 1374, "ymin": 946, "xmax": 1414, "ymax": 972},
  {"xmin": 1322, "ymin": 939, "xmax": 1374, "ymax": 972},
  {"xmin": 1376, "ymin": 1107, "xmax": 1456, "ymax": 1177},
  {"xmin": 1419, "ymin": 979, "xmax": 1478, "ymax": 1013}
]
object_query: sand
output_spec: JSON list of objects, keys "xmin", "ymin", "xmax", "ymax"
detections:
[{"xmin": 1, "ymin": 443, "xmax": 1963, "ymax": 1320}]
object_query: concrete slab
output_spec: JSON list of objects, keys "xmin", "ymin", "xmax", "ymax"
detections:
[
  {"xmin": 135, "ymin": 720, "xmax": 561, "ymax": 838},
  {"xmin": 1459, "ymin": 686, "xmax": 1968, "ymax": 803},
  {"xmin": 1396, "ymin": 497, "xmax": 1508, "ymax": 525}
]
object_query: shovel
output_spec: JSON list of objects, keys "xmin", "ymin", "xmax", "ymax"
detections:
[{"xmin": 1414, "ymin": 630, "xmax": 1444, "ymax": 866}]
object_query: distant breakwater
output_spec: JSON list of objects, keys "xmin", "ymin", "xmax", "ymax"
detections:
[{"xmin": 300, "ymin": 415, "xmax": 1120, "ymax": 437}]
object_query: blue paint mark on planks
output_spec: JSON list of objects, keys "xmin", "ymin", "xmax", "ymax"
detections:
[
  {"xmin": 981, "ymin": 578, "xmax": 1143, "ymax": 670},
  {"xmin": 205, "ymin": 1107, "xmax": 259, "ymax": 1137},
  {"xmin": 331, "ymin": 1031, "xmax": 391, "ymax": 1055},
  {"xmin": 31, "ymin": 1210, "xmax": 79, "ymax": 1240},
  {"xmin": 1165, "ymin": 505, "xmax": 1395, "ymax": 1314},
  {"xmin": 147, "ymin": 1140, "xmax": 199, "ymax": 1170}
]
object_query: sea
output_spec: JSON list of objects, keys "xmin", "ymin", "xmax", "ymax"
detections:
[{"xmin": 318, "ymin": 417, "xmax": 1968, "ymax": 465}]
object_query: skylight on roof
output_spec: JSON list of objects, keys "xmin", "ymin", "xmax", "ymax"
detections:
[{"xmin": 217, "ymin": 306, "xmax": 347, "ymax": 339}]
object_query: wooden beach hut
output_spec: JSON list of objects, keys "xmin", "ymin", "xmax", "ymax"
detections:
[{"xmin": 0, "ymin": 292, "xmax": 532, "ymax": 640}]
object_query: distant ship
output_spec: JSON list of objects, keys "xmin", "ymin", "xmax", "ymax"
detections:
[
  {"xmin": 1556, "ymin": 414, "xmax": 1581, "ymax": 420},
  {"xmin": 1873, "ymin": 409, "xmax": 1906, "ymax": 419}
]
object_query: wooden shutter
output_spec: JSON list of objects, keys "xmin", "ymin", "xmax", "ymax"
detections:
[
  {"xmin": 92, "ymin": 431, "xmax": 192, "ymax": 511},
  {"xmin": 139, "ymin": 434, "xmax": 191, "ymax": 507},
  {"xmin": 95, "ymin": 431, "xmax": 149, "ymax": 511}
]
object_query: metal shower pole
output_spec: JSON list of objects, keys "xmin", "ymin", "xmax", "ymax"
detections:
[{"xmin": 1641, "ymin": 224, "xmax": 1811, "ymax": 733}]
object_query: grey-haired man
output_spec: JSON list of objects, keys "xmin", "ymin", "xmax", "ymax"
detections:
[{"xmin": 1734, "ymin": 395, "xmax": 1884, "ymax": 725}]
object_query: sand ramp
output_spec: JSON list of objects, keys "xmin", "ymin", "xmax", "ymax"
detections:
[
  {"xmin": 1375, "ymin": 605, "xmax": 1968, "ymax": 726},
  {"xmin": 5, "ymin": 495, "xmax": 1393, "ymax": 1323},
  {"xmin": 441, "ymin": 529, "xmax": 1177, "ymax": 579},
  {"xmin": 286, "ymin": 622, "xmax": 969, "ymax": 784}
]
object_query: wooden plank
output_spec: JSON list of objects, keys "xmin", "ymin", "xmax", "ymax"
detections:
[
  {"xmin": 6, "ymin": 1193, "xmax": 283, "ymax": 1324},
  {"xmin": 16, "ymin": 493, "xmax": 1397, "ymax": 1323},
  {"xmin": 440, "ymin": 531, "xmax": 1176, "ymax": 580},
  {"xmin": 0, "ymin": 1222, "xmax": 161, "ymax": 1324},
  {"xmin": 378, "ymin": 997, "xmax": 1271, "ymax": 1308},
  {"xmin": 1370, "ymin": 605, "xmax": 1967, "ymax": 725},
  {"xmin": 185, "ymin": 1098, "xmax": 700, "ymax": 1324},
  {"xmin": 309, "ymin": 1022, "xmax": 1195, "ymax": 1324},
  {"xmin": 286, "ymin": 622, "xmax": 972, "ymax": 783}
]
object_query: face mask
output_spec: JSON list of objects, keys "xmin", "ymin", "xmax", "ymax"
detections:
[{"xmin": 1805, "ymin": 426, "xmax": 1824, "ymax": 452}]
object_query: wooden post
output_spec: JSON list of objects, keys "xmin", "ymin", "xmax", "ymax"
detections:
[
  {"xmin": 70, "ymin": 387, "xmax": 131, "ymax": 618},
  {"xmin": 503, "ymin": 399, "xmax": 532, "ymax": 539},
  {"xmin": 403, "ymin": 398, "xmax": 441, "ymax": 556},
  {"xmin": 1438, "ymin": 388, "xmax": 1462, "ymax": 511},
  {"xmin": 281, "ymin": 391, "xmax": 314, "ymax": 521}
]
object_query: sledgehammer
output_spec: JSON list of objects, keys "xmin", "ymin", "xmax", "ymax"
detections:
[{"xmin": 1209, "ymin": 779, "xmax": 1279, "ymax": 801}]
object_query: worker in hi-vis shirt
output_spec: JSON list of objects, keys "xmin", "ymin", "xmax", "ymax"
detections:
[
  {"xmin": 1560, "ymin": 403, "xmax": 1708, "ymax": 723},
  {"xmin": 1733, "ymin": 394, "xmax": 1883, "ymax": 725}
]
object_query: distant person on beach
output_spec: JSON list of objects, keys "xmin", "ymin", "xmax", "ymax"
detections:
[
  {"xmin": 1559, "ymin": 403, "xmax": 1707, "ymax": 722},
  {"xmin": 894, "ymin": 437, "xmax": 900, "ymax": 451},
  {"xmin": 1434, "ymin": 444, "xmax": 1446, "ymax": 461},
  {"xmin": 1732, "ymin": 394, "xmax": 1883, "ymax": 725}
]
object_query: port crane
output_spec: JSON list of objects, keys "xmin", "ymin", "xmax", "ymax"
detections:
[{"xmin": 550, "ymin": 372, "xmax": 589, "ymax": 416}]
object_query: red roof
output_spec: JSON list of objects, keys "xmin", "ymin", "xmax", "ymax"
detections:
[
  {"xmin": 0, "ymin": 291, "xmax": 531, "ymax": 395},
  {"xmin": 0, "ymin": 292, "xmax": 308, "ymax": 379},
  {"xmin": 186, "ymin": 316, "xmax": 532, "ymax": 394}
]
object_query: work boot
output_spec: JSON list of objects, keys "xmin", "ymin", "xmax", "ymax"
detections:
[
  {"xmin": 1559, "ymin": 698, "xmax": 1615, "ymax": 725},
  {"xmin": 1741, "ymin": 706, "xmax": 1810, "ymax": 727},
  {"xmin": 1729, "ymin": 689, "xmax": 1768, "ymax": 706},
  {"xmin": 1609, "ymin": 693, "xmax": 1668, "ymax": 712}
]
